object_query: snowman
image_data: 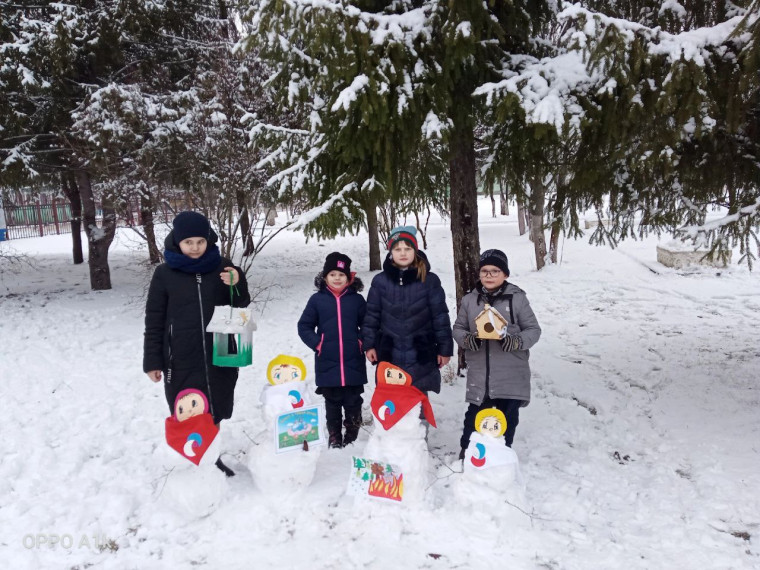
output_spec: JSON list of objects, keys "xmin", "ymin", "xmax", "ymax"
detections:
[
  {"xmin": 453, "ymin": 408, "xmax": 528, "ymax": 523},
  {"xmin": 248, "ymin": 355, "xmax": 322, "ymax": 500},
  {"xmin": 159, "ymin": 389, "xmax": 227, "ymax": 518},
  {"xmin": 361, "ymin": 362, "xmax": 436, "ymax": 504}
]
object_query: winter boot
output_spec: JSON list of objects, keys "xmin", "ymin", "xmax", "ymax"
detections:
[
  {"xmin": 342, "ymin": 413, "xmax": 362, "ymax": 446},
  {"xmin": 327, "ymin": 422, "xmax": 343, "ymax": 449},
  {"xmin": 458, "ymin": 448, "xmax": 466, "ymax": 462},
  {"xmin": 215, "ymin": 457, "xmax": 235, "ymax": 477}
]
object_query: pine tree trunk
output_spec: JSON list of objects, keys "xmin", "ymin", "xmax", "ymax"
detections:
[
  {"xmin": 517, "ymin": 198, "xmax": 527, "ymax": 236},
  {"xmin": 266, "ymin": 207, "xmax": 276, "ymax": 226},
  {"xmin": 488, "ymin": 182, "xmax": 496, "ymax": 218},
  {"xmin": 549, "ymin": 190, "xmax": 565, "ymax": 265},
  {"xmin": 499, "ymin": 178, "xmax": 508, "ymax": 216},
  {"xmin": 140, "ymin": 192, "xmax": 161, "ymax": 264},
  {"xmin": 449, "ymin": 118, "xmax": 481, "ymax": 372},
  {"xmin": 62, "ymin": 172, "xmax": 84, "ymax": 264},
  {"xmin": 76, "ymin": 170, "xmax": 116, "ymax": 290},
  {"xmin": 366, "ymin": 195, "xmax": 381, "ymax": 270},
  {"xmin": 529, "ymin": 175, "xmax": 547, "ymax": 271}
]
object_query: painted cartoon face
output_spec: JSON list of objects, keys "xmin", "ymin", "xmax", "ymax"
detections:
[
  {"xmin": 475, "ymin": 408, "xmax": 507, "ymax": 438},
  {"xmin": 271, "ymin": 364, "xmax": 302, "ymax": 384},
  {"xmin": 384, "ymin": 366, "xmax": 410, "ymax": 386},
  {"xmin": 175, "ymin": 392, "xmax": 207, "ymax": 422},
  {"xmin": 267, "ymin": 355, "xmax": 307, "ymax": 385}
]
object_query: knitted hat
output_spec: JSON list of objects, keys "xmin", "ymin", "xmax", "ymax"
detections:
[
  {"xmin": 323, "ymin": 252, "xmax": 352, "ymax": 278},
  {"xmin": 479, "ymin": 249, "xmax": 510, "ymax": 277},
  {"xmin": 173, "ymin": 211, "xmax": 211, "ymax": 244},
  {"xmin": 387, "ymin": 225, "xmax": 418, "ymax": 251}
]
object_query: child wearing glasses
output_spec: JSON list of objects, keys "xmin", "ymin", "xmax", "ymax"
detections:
[{"xmin": 452, "ymin": 249, "xmax": 541, "ymax": 458}]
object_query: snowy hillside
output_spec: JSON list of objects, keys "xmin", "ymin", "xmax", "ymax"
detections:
[{"xmin": 1, "ymin": 200, "xmax": 758, "ymax": 569}]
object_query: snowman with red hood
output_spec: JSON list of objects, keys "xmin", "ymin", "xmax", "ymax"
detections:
[
  {"xmin": 160, "ymin": 389, "xmax": 227, "ymax": 517},
  {"xmin": 362, "ymin": 362, "xmax": 437, "ymax": 504}
]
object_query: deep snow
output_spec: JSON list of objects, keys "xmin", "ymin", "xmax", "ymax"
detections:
[{"xmin": 1, "ymin": 199, "xmax": 758, "ymax": 569}]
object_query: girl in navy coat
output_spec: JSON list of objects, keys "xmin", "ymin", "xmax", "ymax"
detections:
[
  {"xmin": 363, "ymin": 226, "xmax": 453, "ymax": 396},
  {"xmin": 298, "ymin": 252, "xmax": 368, "ymax": 448}
]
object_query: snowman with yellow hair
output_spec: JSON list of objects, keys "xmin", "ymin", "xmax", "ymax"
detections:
[
  {"xmin": 248, "ymin": 355, "xmax": 322, "ymax": 498},
  {"xmin": 453, "ymin": 408, "xmax": 527, "ymax": 519}
]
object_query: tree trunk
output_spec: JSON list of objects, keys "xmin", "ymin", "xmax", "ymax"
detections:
[
  {"xmin": 449, "ymin": 117, "xmax": 481, "ymax": 372},
  {"xmin": 517, "ymin": 198, "xmax": 527, "ymax": 236},
  {"xmin": 77, "ymin": 170, "xmax": 116, "ymax": 290},
  {"xmin": 488, "ymin": 182, "xmax": 496, "ymax": 218},
  {"xmin": 499, "ymin": 178, "xmax": 509, "ymax": 216},
  {"xmin": 140, "ymin": 192, "xmax": 162, "ymax": 264},
  {"xmin": 529, "ymin": 175, "xmax": 547, "ymax": 271},
  {"xmin": 366, "ymin": 195, "xmax": 381, "ymax": 270},
  {"xmin": 62, "ymin": 172, "xmax": 84, "ymax": 264},
  {"xmin": 549, "ymin": 189, "xmax": 565, "ymax": 265},
  {"xmin": 266, "ymin": 207, "xmax": 276, "ymax": 226},
  {"xmin": 236, "ymin": 188, "xmax": 254, "ymax": 256}
]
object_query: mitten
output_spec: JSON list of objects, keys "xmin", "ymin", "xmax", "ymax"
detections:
[
  {"xmin": 463, "ymin": 332, "xmax": 481, "ymax": 351},
  {"xmin": 500, "ymin": 333, "xmax": 522, "ymax": 352}
]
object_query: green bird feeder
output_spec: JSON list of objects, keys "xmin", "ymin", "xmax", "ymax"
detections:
[{"xmin": 206, "ymin": 305, "xmax": 256, "ymax": 367}]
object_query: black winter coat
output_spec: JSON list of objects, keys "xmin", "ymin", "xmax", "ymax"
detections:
[
  {"xmin": 362, "ymin": 251, "xmax": 453, "ymax": 393},
  {"xmin": 297, "ymin": 274, "xmax": 367, "ymax": 388},
  {"xmin": 143, "ymin": 232, "xmax": 251, "ymax": 422}
]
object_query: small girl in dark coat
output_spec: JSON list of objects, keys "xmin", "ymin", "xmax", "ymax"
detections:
[
  {"xmin": 297, "ymin": 252, "xmax": 368, "ymax": 448},
  {"xmin": 363, "ymin": 226, "xmax": 453, "ymax": 396},
  {"xmin": 143, "ymin": 211, "xmax": 250, "ymax": 475}
]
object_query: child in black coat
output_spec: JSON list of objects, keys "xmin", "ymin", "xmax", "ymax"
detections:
[
  {"xmin": 297, "ymin": 252, "xmax": 368, "ymax": 448},
  {"xmin": 143, "ymin": 211, "xmax": 250, "ymax": 475}
]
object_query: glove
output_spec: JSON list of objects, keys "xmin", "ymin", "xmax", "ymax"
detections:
[
  {"xmin": 500, "ymin": 333, "xmax": 522, "ymax": 352},
  {"xmin": 463, "ymin": 332, "xmax": 481, "ymax": 351}
]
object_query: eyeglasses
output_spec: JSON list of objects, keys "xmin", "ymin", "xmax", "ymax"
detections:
[{"xmin": 479, "ymin": 269, "xmax": 503, "ymax": 277}]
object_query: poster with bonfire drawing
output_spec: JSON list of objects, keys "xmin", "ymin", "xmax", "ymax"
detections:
[{"xmin": 347, "ymin": 456, "xmax": 404, "ymax": 503}]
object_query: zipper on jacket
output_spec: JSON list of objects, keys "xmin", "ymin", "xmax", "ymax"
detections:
[
  {"xmin": 335, "ymin": 290, "xmax": 347, "ymax": 387},
  {"xmin": 485, "ymin": 340, "xmax": 490, "ymax": 399},
  {"xmin": 196, "ymin": 274, "xmax": 215, "ymax": 417},
  {"xmin": 167, "ymin": 323, "xmax": 173, "ymax": 384}
]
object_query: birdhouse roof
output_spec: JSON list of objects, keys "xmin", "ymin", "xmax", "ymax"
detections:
[
  {"xmin": 206, "ymin": 306, "xmax": 257, "ymax": 334},
  {"xmin": 475, "ymin": 306, "xmax": 508, "ymax": 326}
]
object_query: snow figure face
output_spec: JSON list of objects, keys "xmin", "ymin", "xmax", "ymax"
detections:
[
  {"xmin": 267, "ymin": 355, "xmax": 307, "ymax": 385},
  {"xmin": 325, "ymin": 270, "xmax": 348, "ymax": 290},
  {"xmin": 178, "ymin": 237, "xmax": 208, "ymax": 259},
  {"xmin": 377, "ymin": 361, "xmax": 411, "ymax": 387},
  {"xmin": 475, "ymin": 408, "xmax": 507, "ymax": 438},
  {"xmin": 174, "ymin": 389, "xmax": 209, "ymax": 422}
]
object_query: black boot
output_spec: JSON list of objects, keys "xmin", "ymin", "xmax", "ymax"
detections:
[
  {"xmin": 215, "ymin": 457, "xmax": 235, "ymax": 477},
  {"xmin": 342, "ymin": 412, "xmax": 362, "ymax": 446},
  {"xmin": 458, "ymin": 448, "xmax": 466, "ymax": 461},
  {"xmin": 328, "ymin": 427, "xmax": 343, "ymax": 449}
]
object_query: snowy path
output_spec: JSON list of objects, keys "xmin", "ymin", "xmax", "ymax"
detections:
[{"xmin": 1, "ymin": 209, "xmax": 758, "ymax": 569}]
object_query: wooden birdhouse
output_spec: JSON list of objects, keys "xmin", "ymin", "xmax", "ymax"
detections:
[
  {"xmin": 206, "ymin": 306, "xmax": 256, "ymax": 367},
  {"xmin": 474, "ymin": 304, "xmax": 508, "ymax": 340}
]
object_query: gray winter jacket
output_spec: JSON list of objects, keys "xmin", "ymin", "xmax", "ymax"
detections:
[{"xmin": 453, "ymin": 282, "xmax": 541, "ymax": 405}]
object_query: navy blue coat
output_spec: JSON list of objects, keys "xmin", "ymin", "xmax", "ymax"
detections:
[
  {"xmin": 297, "ymin": 275, "xmax": 368, "ymax": 388},
  {"xmin": 362, "ymin": 251, "xmax": 453, "ymax": 393}
]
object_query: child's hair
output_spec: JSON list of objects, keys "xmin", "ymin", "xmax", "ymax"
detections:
[{"xmin": 415, "ymin": 255, "xmax": 427, "ymax": 283}]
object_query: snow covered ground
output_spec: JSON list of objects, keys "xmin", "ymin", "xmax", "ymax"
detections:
[{"xmin": 1, "ymin": 200, "xmax": 758, "ymax": 569}]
